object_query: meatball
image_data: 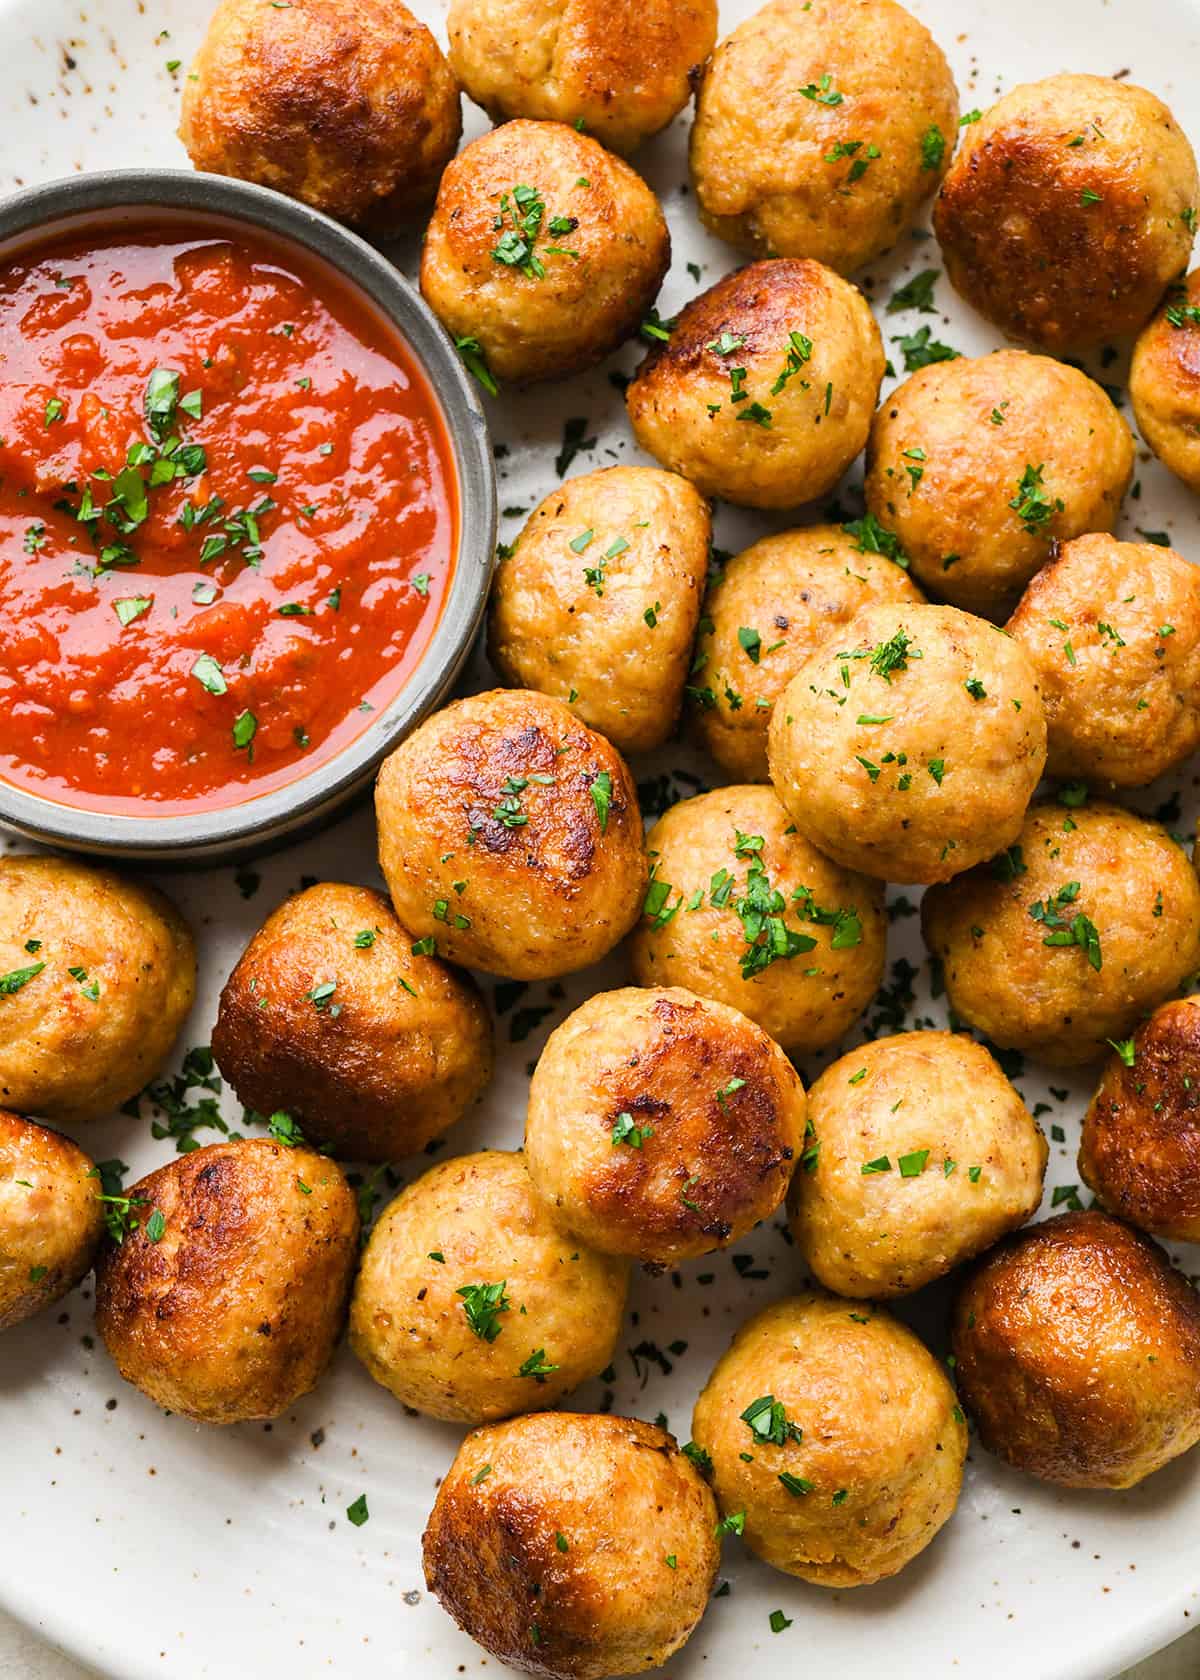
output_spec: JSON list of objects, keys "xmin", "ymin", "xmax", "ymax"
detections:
[
  {"xmin": 691, "ymin": 522, "xmax": 925, "ymax": 781},
  {"xmin": 922, "ymin": 800, "xmax": 1200, "ymax": 1067},
  {"xmin": 1130, "ymin": 270, "xmax": 1200, "ymax": 492},
  {"xmin": 349, "ymin": 1151, "xmax": 628, "ymax": 1423},
  {"xmin": 376, "ymin": 689, "xmax": 646, "ymax": 980},
  {"xmin": 524, "ymin": 986, "xmax": 807, "ymax": 1267},
  {"xmin": 767, "ymin": 601, "xmax": 1047, "ymax": 884},
  {"xmin": 1080, "ymin": 997, "xmax": 1200, "ymax": 1241},
  {"xmin": 1006, "ymin": 533, "xmax": 1200, "ymax": 788},
  {"xmin": 179, "ymin": 0, "xmax": 461, "ymax": 231},
  {"xmin": 631, "ymin": 786, "xmax": 887, "ymax": 1054},
  {"xmin": 447, "ymin": 0, "xmax": 717, "ymax": 156},
  {"xmin": 690, "ymin": 0, "xmax": 958, "ymax": 274},
  {"xmin": 787, "ymin": 1031, "xmax": 1046, "ymax": 1297},
  {"xmin": 0, "ymin": 855, "xmax": 195, "ymax": 1126},
  {"xmin": 691, "ymin": 1294, "xmax": 966, "ymax": 1588},
  {"xmin": 94, "ymin": 1140, "xmax": 358, "ymax": 1425},
  {"xmin": 487, "ymin": 466, "xmax": 711, "ymax": 754},
  {"xmin": 0, "ymin": 1112, "xmax": 103, "ymax": 1330},
  {"xmin": 423, "ymin": 1411, "xmax": 718, "ymax": 1679},
  {"xmin": 420, "ymin": 119, "xmax": 669, "ymax": 385},
  {"xmin": 934, "ymin": 74, "xmax": 1200, "ymax": 353},
  {"xmin": 953, "ymin": 1211, "xmax": 1200, "ymax": 1489},
  {"xmin": 626, "ymin": 259, "xmax": 884, "ymax": 510},
  {"xmin": 865, "ymin": 351, "xmax": 1134, "ymax": 619},
  {"xmin": 211, "ymin": 883, "xmax": 493, "ymax": 1163}
]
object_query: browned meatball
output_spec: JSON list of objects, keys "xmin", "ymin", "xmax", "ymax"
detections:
[
  {"xmin": 1080, "ymin": 998, "xmax": 1200, "ymax": 1241},
  {"xmin": 934, "ymin": 74, "xmax": 1199, "ymax": 353},
  {"xmin": 922, "ymin": 800, "xmax": 1200, "ymax": 1066},
  {"xmin": 0, "ymin": 1111, "xmax": 104, "ymax": 1330},
  {"xmin": 626, "ymin": 258, "xmax": 884, "ymax": 509},
  {"xmin": 212, "ymin": 882, "xmax": 493, "ymax": 1162},
  {"xmin": 94, "ymin": 1140, "xmax": 358, "ymax": 1425},
  {"xmin": 376, "ymin": 689, "xmax": 647, "ymax": 980},
  {"xmin": 423, "ymin": 1411, "xmax": 719, "ymax": 1678},
  {"xmin": 448, "ymin": 0, "xmax": 717, "ymax": 155},
  {"xmin": 0, "ymin": 855, "xmax": 196, "ymax": 1126},
  {"xmin": 1006, "ymin": 533, "xmax": 1200, "ymax": 788},
  {"xmin": 953, "ymin": 1211, "xmax": 1200, "ymax": 1489},
  {"xmin": 421, "ymin": 119, "xmax": 670, "ymax": 385},
  {"xmin": 1130, "ymin": 269, "xmax": 1200, "ymax": 492},
  {"xmin": 179, "ymin": 0, "xmax": 462, "ymax": 230},
  {"xmin": 524, "ymin": 986, "xmax": 807, "ymax": 1267}
]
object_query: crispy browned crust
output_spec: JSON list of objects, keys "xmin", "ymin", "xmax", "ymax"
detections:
[
  {"xmin": 933, "ymin": 77, "xmax": 1197, "ymax": 352},
  {"xmin": 212, "ymin": 883, "xmax": 493, "ymax": 1162},
  {"xmin": 952, "ymin": 1210, "xmax": 1200, "ymax": 1488},
  {"xmin": 179, "ymin": 0, "xmax": 462, "ymax": 230},
  {"xmin": 1080, "ymin": 998, "xmax": 1200, "ymax": 1240},
  {"xmin": 94, "ymin": 1140, "xmax": 358, "ymax": 1424},
  {"xmin": 447, "ymin": 0, "xmax": 717, "ymax": 154},
  {"xmin": 0, "ymin": 1110, "xmax": 104, "ymax": 1330},
  {"xmin": 422, "ymin": 1411, "xmax": 719, "ymax": 1679},
  {"xmin": 376, "ymin": 690, "xmax": 647, "ymax": 980},
  {"xmin": 1130, "ymin": 269, "xmax": 1200, "ymax": 492},
  {"xmin": 578, "ymin": 991, "xmax": 798, "ymax": 1252},
  {"xmin": 633, "ymin": 257, "xmax": 828, "ymax": 388}
]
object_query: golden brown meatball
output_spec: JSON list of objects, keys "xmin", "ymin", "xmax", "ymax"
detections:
[
  {"xmin": 767, "ymin": 601, "xmax": 1047, "ymax": 884},
  {"xmin": 691, "ymin": 522, "xmax": 925, "ymax": 780},
  {"xmin": 376, "ymin": 689, "xmax": 646, "ymax": 980},
  {"xmin": 211, "ymin": 882, "xmax": 493, "ymax": 1163},
  {"xmin": 524, "ymin": 986, "xmax": 807, "ymax": 1267},
  {"xmin": 423, "ymin": 1411, "xmax": 718, "ymax": 1679},
  {"xmin": 952, "ymin": 1211, "xmax": 1200, "ymax": 1489},
  {"xmin": 0, "ymin": 856, "xmax": 195, "ymax": 1126},
  {"xmin": 447, "ymin": 0, "xmax": 717, "ymax": 155},
  {"xmin": 865, "ymin": 351, "xmax": 1134, "ymax": 619},
  {"xmin": 1006, "ymin": 533, "xmax": 1200, "ymax": 788},
  {"xmin": 691, "ymin": 1294, "xmax": 966, "ymax": 1588},
  {"xmin": 1080, "ymin": 998, "xmax": 1200, "ymax": 1241},
  {"xmin": 934, "ymin": 74, "xmax": 1200, "ymax": 353},
  {"xmin": 787, "ymin": 1032, "xmax": 1046, "ymax": 1297},
  {"xmin": 631, "ymin": 787, "xmax": 886, "ymax": 1054},
  {"xmin": 488, "ymin": 466, "xmax": 711, "ymax": 754},
  {"xmin": 420, "ymin": 119, "xmax": 669, "ymax": 385},
  {"xmin": 626, "ymin": 259, "xmax": 884, "ymax": 509},
  {"xmin": 0, "ymin": 1112, "xmax": 104, "ymax": 1330},
  {"xmin": 922, "ymin": 800, "xmax": 1200, "ymax": 1067},
  {"xmin": 179, "ymin": 0, "xmax": 462, "ymax": 231},
  {"xmin": 690, "ymin": 0, "xmax": 958, "ymax": 274},
  {"xmin": 349, "ymin": 1151, "xmax": 628, "ymax": 1422},
  {"xmin": 94, "ymin": 1140, "xmax": 358, "ymax": 1425},
  {"xmin": 1130, "ymin": 270, "xmax": 1200, "ymax": 492}
]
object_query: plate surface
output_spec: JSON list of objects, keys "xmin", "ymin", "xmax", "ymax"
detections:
[{"xmin": 2, "ymin": 1, "xmax": 1200, "ymax": 1677}]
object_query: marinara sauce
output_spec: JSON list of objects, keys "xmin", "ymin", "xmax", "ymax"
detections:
[{"xmin": 0, "ymin": 220, "xmax": 457, "ymax": 814}]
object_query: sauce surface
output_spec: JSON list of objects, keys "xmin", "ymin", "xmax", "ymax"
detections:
[{"xmin": 0, "ymin": 221, "xmax": 456, "ymax": 814}]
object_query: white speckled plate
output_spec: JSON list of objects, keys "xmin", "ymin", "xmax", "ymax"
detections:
[{"xmin": 2, "ymin": 1, "xmax": 1200, "ymax": 1676}]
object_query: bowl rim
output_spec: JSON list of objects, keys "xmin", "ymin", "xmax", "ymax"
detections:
[{"xmin": 0, "ymin": 168, "xmax": 497, "ymax": 860}]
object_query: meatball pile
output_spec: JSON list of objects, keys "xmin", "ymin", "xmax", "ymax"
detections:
[{"xmin": 18, "ymin": 4, "xmax": 1200, "ymax": 1676}]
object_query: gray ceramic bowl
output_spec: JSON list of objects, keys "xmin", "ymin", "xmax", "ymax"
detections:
[{"xmin": 0, "ymin": 170, "xmax": 496, "ymax": 863}]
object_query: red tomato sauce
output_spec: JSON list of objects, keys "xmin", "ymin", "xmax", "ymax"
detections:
[{"xmin": 0, "ymin": 219, "xmax": 457, "ymax": 815}]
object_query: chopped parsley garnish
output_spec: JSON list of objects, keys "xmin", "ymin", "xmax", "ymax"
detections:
[
  {"xmin": 1010, "ymin": 463, "xmax": 1063, "ymax": 534},
  {"xmin": 612, "ymin": 1111, "xmax": 654, "ymax": 1148},
  {"xmin": 892, "ymin": 326, "xmax": 960, "ymax": 371},
  {"xmin": 346, "ymin": 1494, "xmax": 369, "ymax": 1527},
  {"xmin": 778, "ymin": 1472, "xmax": 813, "ymax": 1498},
  {"xmin": 798, "ymin": 73, "xmax": 843, "ymax": 106},
  {"xmin": 190, "ymin": 653, "xmax": 227, "ymax": 695},
  {"xmin": 454, "ymin": 335, "xmax": 499, "ymax": 396},
  {"xmin": 0, "ymin": 962, "xmax": 45, "ymax": 996},
  {"xmin": 590, "ymin": 770, "xmax": 612, "ymax": 832},
  {"xmin": 741, "ymin": 1394, "xmax": 803, "ymax": 1446},
  {"xmin": 771, "ymin": 331, "xmax": 813, "ymax": 394},
  {"xmin": 843, "ymin": 512, "xmax": 909, "ymax": 569},
  {"xmin": 887, "ymin": 269, "xmax": 939, "ymax": 314},
  {"xmin": 1029, "ymin": 882, "xmax": 1102, "ymax": 970},
  {"xmin": 457, "ymin": 1280, "xmax": 511, "ymax": 1341},
  {"xmin": 920, "ymin": 125, "xmax": 946, "ymax": 169},
  {"xmin": 517, "ymin": 1348, "xmax": 559, "ymax": 1381}
]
